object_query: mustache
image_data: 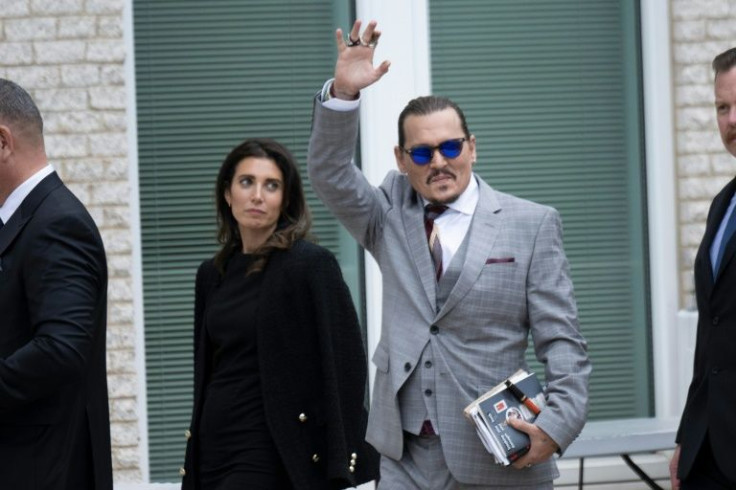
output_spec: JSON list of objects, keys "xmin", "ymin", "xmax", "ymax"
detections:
[{"xmin": 426, "ymin": 169, "xmax": 456, "ymax": 184}]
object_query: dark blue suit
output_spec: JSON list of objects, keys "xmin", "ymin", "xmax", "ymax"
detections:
[{"xmin": 677, "ymin": 176, "xmax": 736, "ymax": 484}]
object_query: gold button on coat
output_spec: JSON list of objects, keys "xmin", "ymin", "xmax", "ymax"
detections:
[
  {"xmin": 298, "ymin": 413, "xmax": 308, "ymax": 422},
  {"xmin": 179, "ymin": 467, "xmax": 186, "ymax": 476},
  {"xmin": 312, "ymin": 453, "xmax": 320, "ymax": 463},
  {"xmin": 184, "ymin": 429, "xmax": 191, "ymax": 440}
]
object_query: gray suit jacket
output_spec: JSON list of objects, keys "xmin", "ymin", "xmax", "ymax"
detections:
[{"xmin": 308, "ymin": 99, "xmax": 591, "ymax": 486}]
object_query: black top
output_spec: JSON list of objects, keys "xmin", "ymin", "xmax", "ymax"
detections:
[{"xmin": 198, "ymin": 253, "xmax": 279, "ymax": 478}]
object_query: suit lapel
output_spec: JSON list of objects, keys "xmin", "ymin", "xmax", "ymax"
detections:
[
  {"xmin": 436, "ymin": 178, "xmax": 501, "ymax": 321},
  {"xmin": 716, "ymin": 233, "xmax": 736, "ymax": 280},
  {"xmin": 0, "ymin": 172, "xmax": 63, "ymax": 257},
  {"xmin": 700, "ymin": 178, "xmax": 736, "ymax": 292},
  {"xmin": 403, "ymin": 194, "xmax": 438, "ymax": 309},
  {"xmin": 713, "ymin": 178, "xmax": 736, "ymax": 284}
]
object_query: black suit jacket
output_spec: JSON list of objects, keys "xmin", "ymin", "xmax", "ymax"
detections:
[
  {"xmin": 182, "ymin": 240, "xmax": 378, "ymax": 490},
  {"xmin": 676, "ymin": 176, "xmax": 736, "ymax": 482},
  {"xmin": 0, "ymin": 172, "xmax": 112, "ymax": 490}
]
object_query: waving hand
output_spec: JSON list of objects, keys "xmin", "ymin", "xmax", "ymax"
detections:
[{"xmin": 332, "ymin": 20, "xmax": 391, "ymax": 100}]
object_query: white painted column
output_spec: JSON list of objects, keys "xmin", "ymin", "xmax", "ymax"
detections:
[
  {"xmin": 123, "ymin": 0, "xmax": 150, "ymax": 481},
  {"xmin": 640, "ymin": 0, "xmax": 687, "ymax": 419},
  {"xmin": 354, "ymin": 0, "xmax": 431, "ymax": 386}
]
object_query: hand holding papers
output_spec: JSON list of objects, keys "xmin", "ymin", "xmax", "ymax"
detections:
[{"xmin": 463, "ymin": 369, "xmax": 546, "ymax": 465}]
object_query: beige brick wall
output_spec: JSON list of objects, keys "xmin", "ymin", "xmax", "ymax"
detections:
[
  {"xmin": 0, "ymin": 0, "xmax": 140, "ymax": 482},
  {"xmin": 672, "ymin": 0, "xmax": 736, "ymax": 309}
]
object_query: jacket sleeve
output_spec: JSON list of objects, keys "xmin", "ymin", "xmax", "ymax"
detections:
[
  {"xmin": 191, "ymin": 260, "xmax": 216, "ymax": 407},
  {"xmin": 307, "ymin": 97, "xmax": 390, "ymax": 251},
  {"xmin": 307, "ymin": 250, "xmax": 378, "ymax": 486},
  {"xmin": 0, "ymin": 213, "xmax": 107, "ymax": 412},
  {"xmin": 182, "ymin": 259, "xmax": 217, "ymax": 489},
  {"xmin": 526, "ymin": 208, "xmax": 592, "ymax": 452}
]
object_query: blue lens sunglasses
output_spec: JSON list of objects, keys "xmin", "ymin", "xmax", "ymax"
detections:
[{"xmin": 400, "ymin": 138, "xmax": 466, "ymax": 165}]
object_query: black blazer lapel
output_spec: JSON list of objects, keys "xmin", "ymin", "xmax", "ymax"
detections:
[
  {"xmin": 0, "ymin": 172, "xmax": 63, "ymax": 258},
  {"xmin": 716, "ymin": 232, "xmax": 736, "ymax": 281}
]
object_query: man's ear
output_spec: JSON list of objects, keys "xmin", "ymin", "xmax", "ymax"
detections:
[
  {"xmin": 394, "ymin": 145, "xmax": 408, "ymax": 174},
  {"xmin": 0, "ymin": 125, "xmax": 15, "ymax": 157}
]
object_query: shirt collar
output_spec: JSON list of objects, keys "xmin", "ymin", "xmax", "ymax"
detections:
[{"xmin": 0, "ymin": 164, "xmax": 54, "ymax": 224}]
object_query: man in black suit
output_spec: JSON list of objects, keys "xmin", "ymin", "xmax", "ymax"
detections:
[
  {"xmin": 0, "ymin": 79, "xmax": 112, "ymax": 489},
  {"xmin": 670, "ymin": 48, "xmax": 736, "ymax": 490}
]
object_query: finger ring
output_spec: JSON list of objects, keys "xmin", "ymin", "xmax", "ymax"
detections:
[
  {"xmin": 525, "ymin": 463, "xmax": 532, "ymax": 468},
  {"xmin": 346, "ymin": 36, "xmax": 361, "ymax": 47},
  {"xmin": 363, "ymin": 39, "xmax": 378, "ymax": 48}
]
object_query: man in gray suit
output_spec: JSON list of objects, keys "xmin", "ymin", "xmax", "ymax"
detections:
[{"xmin": 308, "ymin": 20, "xmax": 591, "ymax": 489}]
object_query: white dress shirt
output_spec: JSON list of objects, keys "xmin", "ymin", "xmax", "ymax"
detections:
[
  {"xmin": 0, "ymin": 164, "xmax": 55, "ymax": 224},
  {"xmin": 421, "ymin": 177, "xmax": 479, "ymax": 274}
]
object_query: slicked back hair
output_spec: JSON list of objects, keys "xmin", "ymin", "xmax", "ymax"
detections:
[{"xmin": 397, "ymin": 95, "xmax": 470, "ymax": 149}]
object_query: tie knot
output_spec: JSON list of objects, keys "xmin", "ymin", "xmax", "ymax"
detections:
[{"xmin": 424, "ymin": 204, "xmax": 448, "ymax": 221}]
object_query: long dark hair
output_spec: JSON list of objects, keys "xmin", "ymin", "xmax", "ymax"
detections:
[{"xmin": 214, "ymin": 138, "xmax": 311, "ymax": 274}]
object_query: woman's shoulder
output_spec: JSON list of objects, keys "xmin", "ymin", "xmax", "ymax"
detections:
[
  {"xmin": 272, "ymin": 240, "xmax": 339, "ymax": 273},
  {"xmin": 195, "ymin": 258, "xmax": 219, "ymax": 287},
  {"xmin": 290, "ymin": 239, "xmax": 334, "ymax": 259},
  {"xmin": 197, "ymin": 257, "xmax": 217, "ymax": 274}
]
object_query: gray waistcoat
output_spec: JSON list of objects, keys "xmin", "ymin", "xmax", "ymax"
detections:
[{"xmin": 398, "ymin": 233, "xmax": 470, "ymax": 435}]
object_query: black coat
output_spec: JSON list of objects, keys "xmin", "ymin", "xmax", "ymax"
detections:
[
  {"xmin": 677, "ymin": 176, "xmax": 736, "ymax": 482},
  {"xmin": 0, "ymin": 172, "xmax": 112, "ymax": 489},
  {"xmin": 182, "ymin": 240, "xmax": 379, "ymax": 489}
]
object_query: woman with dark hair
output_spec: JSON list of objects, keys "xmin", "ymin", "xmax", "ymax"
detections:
[{"xmin": 181, "ymin": 138, "xmax": 378, "ymax": 489}]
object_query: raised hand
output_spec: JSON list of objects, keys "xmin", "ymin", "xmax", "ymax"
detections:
[{"xmin": 332, "ymin": 20, "xmax": 391, "ymax": 100}]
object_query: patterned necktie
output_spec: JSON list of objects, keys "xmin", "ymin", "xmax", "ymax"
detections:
[
  {"xmin": 424, "ymin": 204, "xmax": 448, "ymax": 281},
  {"xmin": 714, "ymin": 205, "xmax": 736, "ymax": 276}
]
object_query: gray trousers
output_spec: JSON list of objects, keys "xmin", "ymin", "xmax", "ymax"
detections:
[{"xmin": 377, "ymin": 433, "xmax": 553, "ymax": 490}]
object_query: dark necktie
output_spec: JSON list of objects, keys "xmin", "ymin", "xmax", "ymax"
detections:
[
  {"xmin": 714, "ymin": 205, "xmax": 736, "ymax": 276},
  {"xmin": 0, "ymin": 217, "xmax": 4, "ymax": 231},
  {"xmin": 424, "ymin": 204, "xmax": 448, "ymax": 281}
]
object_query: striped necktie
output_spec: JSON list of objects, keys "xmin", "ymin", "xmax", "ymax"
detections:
[{"xmin": 424, "ymin": 204, "xmax": 448, "ymax": 281}]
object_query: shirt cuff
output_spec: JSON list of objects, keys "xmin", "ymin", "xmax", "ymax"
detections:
[{"xmin": 319, "ymin": 78, "xmax": 361, "ymax": 112}]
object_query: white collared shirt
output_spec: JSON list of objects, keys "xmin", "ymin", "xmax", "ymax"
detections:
[
  {"xmin": 0, "ymin": 164, "xmax": 55, "ymax": 224},
  {"xmin": 422, "ymin": 176, "xmax": 479, "ymax": 273},
  {"xmin": 320, "ymin": 79, "xmax": 361, "ymax": 111}
]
